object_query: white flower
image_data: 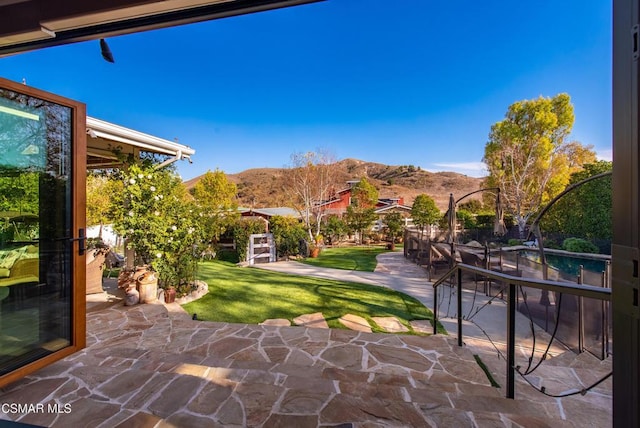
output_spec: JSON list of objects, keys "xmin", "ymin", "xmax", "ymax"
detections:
[
  {"xmin": 150, "ymin": 186, "xmax": 156, "ymax": 192},
  {"xmin": 154, "ymin": 211, "xmax": 160, "ymax": 216},
  {"xmin": 159, "ymin": 194, "xmax": 164, "ymax": 199},
  {"xmin": 147, "ymin": 174, "xmax": 152, "ymax": 179},
  {"xmin": 128, "ymin": 210, "xmax": 134, "ymax": 217},
  {"xmin": 188, "ymin": 227, "xmax": 195, "ymax": 234},
  {"xmin": 138, "ymin": 174, "xmax": 144, "ymax": 179},
  {"xmin": 171, "ymin": 225, "xmax": 177, "ymax": 231},
  {"xmin": 129, "ymin": 178, "xmax": 136, "ymax": 185},
  {"xmin": 154, "ymin": 196, "xmax": 159, "ymax": 201},
  {"xmin": 156, "ymin": 253, "xmax": 162, "ymax": 258}
]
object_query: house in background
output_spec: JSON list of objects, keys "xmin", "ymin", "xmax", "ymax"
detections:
[
  {"xmin": 239, "ymin": 207, "xmax": 300, "ymax": 231},
  {"xmin": 316, "ymin": 181, "xmax": 413, "ymax": 231}
]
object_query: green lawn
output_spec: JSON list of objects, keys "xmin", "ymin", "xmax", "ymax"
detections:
[
  {"xmin": 183, "ymin": 260, "xmax": 437, "ymax": 334},
  {"xmin": 300, "ymin": 245, "xmax": 390, "ymax": 272}
]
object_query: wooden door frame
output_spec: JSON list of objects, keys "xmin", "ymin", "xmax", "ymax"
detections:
[{"xmin": 0, "ymin": 77, "xmax": 86, "ymax": 388}]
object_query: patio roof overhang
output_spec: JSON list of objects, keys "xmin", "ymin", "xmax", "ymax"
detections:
[
  {"xmin": 86, "ymin": 116, "xmax": 195, "ymax": 169},
  {"xmin": 0, "ymin": 0, "xmax": 323, "ymax": 57}
]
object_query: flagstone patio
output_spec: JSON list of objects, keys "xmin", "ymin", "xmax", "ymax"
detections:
[{"xmin": 0, "ymin": 295, "xmax": 611, "ymax": 427}]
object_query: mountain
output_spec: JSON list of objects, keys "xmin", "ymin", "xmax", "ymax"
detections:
[{"xmin": 184, "ymin": 158, "xmax": 485, "ymax": 211}]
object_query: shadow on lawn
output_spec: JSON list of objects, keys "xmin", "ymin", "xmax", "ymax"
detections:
[{"xmin": 189, "ymin": 261, "xmax": 435, "ymax": 332}]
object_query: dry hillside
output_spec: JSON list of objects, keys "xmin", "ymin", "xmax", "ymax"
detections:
[{"xmin": 184, "ymin": 158, "xmax": 485, "ymax": 211}]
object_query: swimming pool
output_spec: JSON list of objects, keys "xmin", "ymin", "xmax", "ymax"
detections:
[{"xmin": 519, "ymin": 250, "xmax": 608, "ymax": 277}]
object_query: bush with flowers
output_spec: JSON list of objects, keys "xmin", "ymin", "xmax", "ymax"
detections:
[{"xmin": 111, "ymin": 162, "xmax": 204, "ymax": 296}]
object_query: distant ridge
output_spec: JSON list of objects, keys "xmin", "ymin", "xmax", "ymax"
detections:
[{"xmin": 184, "ymin": 159, "xmax": 485, "ymax": 211}]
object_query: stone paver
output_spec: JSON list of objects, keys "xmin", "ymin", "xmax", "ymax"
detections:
[
  {"xmin": 259, "ymin": 318, "xmax": 291, "ymax": 326},
  {"xmin": 409, "ymin": 319, "xmax": 434, "ymax": 334},
  {"xmin": 372, "ymin": 316, "xmax": 409, "ymax": 333},
  {"xmin": 293, "ymin": 312, "xmax": 329, "ymax": 329},
  {"xmin": 338, "ymin": 314, "xmax": 372, "ymax": 332}
]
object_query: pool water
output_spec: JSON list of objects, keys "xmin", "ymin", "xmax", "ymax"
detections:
[{"xmin": 519, "ymin": 250, "xmax": 607, "ymax": 276}]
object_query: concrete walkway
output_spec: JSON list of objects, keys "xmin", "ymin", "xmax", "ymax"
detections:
[{"xmin": 254, "ymin": 251, "xmax": 567, "ymax": 356}]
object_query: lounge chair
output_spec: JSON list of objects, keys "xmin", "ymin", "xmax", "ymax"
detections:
[{"xmin": 427, "ymin": 243, "xmax": 456, "ymax": 281}]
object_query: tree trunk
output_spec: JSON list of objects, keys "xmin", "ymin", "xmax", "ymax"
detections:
[{"xmin": 516, "ymin": 216, "xmax": 527, "ymax": 239}]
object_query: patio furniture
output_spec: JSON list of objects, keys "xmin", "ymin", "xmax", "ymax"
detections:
[{"xmin": 86, "ymin": 250, "xmax": 107, "ymax": 294}]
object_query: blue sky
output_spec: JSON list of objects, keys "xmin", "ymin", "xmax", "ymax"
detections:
[{"xmin": 0, "ymin": 0, "xmax": 612, "ymax": 180}]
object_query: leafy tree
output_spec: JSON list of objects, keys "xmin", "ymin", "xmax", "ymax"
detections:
[
  {"xmin": 411, "ymin": 194, "xmax": 441, "ymax": 238},
  {"xmin": 383, "ymin": 212, "xmax": 405, "ymax": 243},
  {"xmin": 350, "ymin": 177, "xmax": 379, "ymax": 208},
  {"xmin": 456, "ymin": 209, "xmax": 477, "ymax": 229},
  {"xmin": 286, "ymin": 150, "xmax": 337, "ymax": 240},
  {"xmin": 269, "ymin": 215, "xmax": 307, "ymax": 258},
  {"xmin": 458, "ymin": 199, "xmax": 483, "ymax": 214},
  {"xmin": 0, "ymin": 172, "xmax": 39, "ymax": 214},
  {"xmin": 344, "ymin": 178, "xmax": 379, "ymax": 244},
  {"xmin": 483, "ymin": 93, "xmax": 596, "ymax": 237},
  {"xmin": 541, "ymin": 161, "xmax": 612, "ymax": 240},
  {"xmin": 344, "ymin": 206, "xmax": 377, "ymax": 244},
  {"xmin": 111, "ymin": 162, "xmax": 203, "ymax": 293},
  {"xmin": 191, "ymin": 169, "xmax": 239, "ymax": 245},
  {"xmin": 86, "ymin": 172, "xmax": 123, "ymax": 237},
  {"xmin": 322, "ymin": 215, "xmax": 348, "ymax": 246}
]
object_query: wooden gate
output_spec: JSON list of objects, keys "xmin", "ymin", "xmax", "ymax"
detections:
[{"xmin": 248, "ymin": 233, "xmax": 276, "ymax": 265}]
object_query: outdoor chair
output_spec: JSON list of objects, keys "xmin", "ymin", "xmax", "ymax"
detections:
[
  {"xmin": 458, "ymin": 249, "xmax": 493, "ymax": 293},
  {"xmin": 429, "ymin": 243, "xmax": 457, "ymax": 282},
  {"xmin": 86, "ymin": 250, "xmax": 107, "ymax": 294}
]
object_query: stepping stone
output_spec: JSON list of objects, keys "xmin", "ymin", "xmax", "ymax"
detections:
[
  {"xmin": 410, "ymin": 320, "xmax": 434, "ymax": 334},
  {"xmin": 259, "ymin": 319, "xmax": 291, "ymax": 327},
  {"xmin": 372, "ymin": 316, "xmax": 409, "ymax": 333},
  {"xmin": 339, "ymin": 314, "xmax": 372, "ymax": 332},
  {"xmin": 293, "ymin": 312, "xmax": 329, "ymax": 329}
]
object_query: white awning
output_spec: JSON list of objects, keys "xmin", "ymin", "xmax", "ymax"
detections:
[{"xmin": 86, "ymin": 116, "xmax": 195, "ymax": 168}]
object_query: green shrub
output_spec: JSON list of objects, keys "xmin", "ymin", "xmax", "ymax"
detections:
[
  {"xmin": 543, "ymin": 239, "xmax": 562, "ymax": 250},
  {"xmin": 216, "ymin": 249, "xmax": 239, "ymax": 263},
  {"xmin": 562, "ymin": 237, "xmax": 599, "ymax": 254},
  {"xmin": 507, "ymin": 239, "xmax": 523, "ymax": 246},
  {"xmin": 270, "ymin": 215, "xmax": 307, "ymax": 258}
]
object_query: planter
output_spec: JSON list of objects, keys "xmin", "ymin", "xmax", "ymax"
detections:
[
  {"xmin": 137, "ymin": 271, "xmax": 158, "ymax": 303},
  {"xmin": 164, "ymin": 286, "xmax": 176, "ymax": 304},
  {"xmin": 310, "ymin": 247, "xmax": 320, "ymax": 258}
]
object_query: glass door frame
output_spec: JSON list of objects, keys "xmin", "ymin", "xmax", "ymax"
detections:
[{"xmin": 0, "ymin": 76, "xmax": 86, "ymax": 388}]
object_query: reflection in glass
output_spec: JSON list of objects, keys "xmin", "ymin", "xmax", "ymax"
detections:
[{"xmin": 0, "ymin": 89, "xmax": 73, "ymax": 375}]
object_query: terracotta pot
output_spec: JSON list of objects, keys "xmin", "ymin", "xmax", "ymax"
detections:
[
  {"xmin": 310, "ymin": 248, "xmax": 320, "ymax": 258},
  {"xmin": 164, "ymin": 287, "xmax": 176, "ymax": 304}
]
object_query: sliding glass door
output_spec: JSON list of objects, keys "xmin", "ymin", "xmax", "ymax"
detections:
[{"xmin": 0, "ymin": 78, "xmax": 85, "ymax": 386}]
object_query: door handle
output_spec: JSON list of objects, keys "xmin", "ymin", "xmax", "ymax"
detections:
[{"xmin": 70, "ymin": 228, "xmax": 86, "ymax": 255}]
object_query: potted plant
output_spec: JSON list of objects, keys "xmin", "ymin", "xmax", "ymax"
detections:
[{"xmin": 309, "ymin": 234, "xmax": 323, "ymax": 258}]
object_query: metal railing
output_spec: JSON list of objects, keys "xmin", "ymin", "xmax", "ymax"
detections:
[{"xmin": 432, "ymin": 263, "xmax": 612, "ymax": 399}]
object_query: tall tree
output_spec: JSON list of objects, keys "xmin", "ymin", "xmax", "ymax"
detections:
[
  {"xmin": 344, "ymin": 178, "xmax": 379, "ymax": 244},
  {"xmin": 410, "ymin": 194, "xmax": 441, "ymax": 239},
  {"xmin": 286, "ymin": 150, "xmax": 337, "ymax": 240},
  {"xmin": 191, "ymin": 169, "xmax": 239, "ymax": 244},
  {"xmin": 483, "ymin": 93, "xmax": 596, "ymax": 237},
  {"xmin": 541, "ymin": 161, "xmax": 612, "ymax": 241},
  {"xmin": 383, "ymin": 212, "xmax": 405, "ymax": 244}
]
